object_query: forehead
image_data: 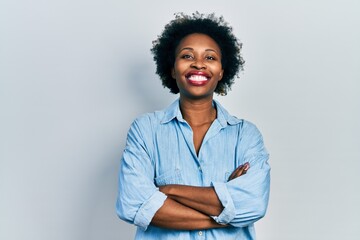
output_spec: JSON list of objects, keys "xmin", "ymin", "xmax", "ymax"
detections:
[{"xmin": 176, "ymin": 33, "xmax": 221, "ymax": 53}]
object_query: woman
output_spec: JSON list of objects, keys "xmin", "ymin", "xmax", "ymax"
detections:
[{"xmin": 116, "ymin": 12, "xmax": 270, "ymax": 239}]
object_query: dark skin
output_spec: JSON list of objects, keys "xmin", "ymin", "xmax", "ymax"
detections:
[
  {"xmin": 151, "ymin": 33, "xmax": 250, "ymax": 230},
  {"xmin": 152, "ymin": 164, "xmax": 249, "ymax": 230}
]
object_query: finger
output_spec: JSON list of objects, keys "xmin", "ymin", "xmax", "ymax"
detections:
[
  {"xmin": 243, "ymin": 162, "xmax": 250, "ymax": 172},
  {"xmin": 228, "ymin": 164, "xmax": 244, "ymax": 181},
  {"xmin": 235, "ymin": 165, "xmax": 246, "ymax": 177},
  {"xmin": 228, "ymin": 164, "xmax": 243, "ymax": 181},
  {"xmin": 241, "ymin": 162, "xmax": 250, "ymax": 175},
  {"xmin": 228, "ymin": 163, "xmax": 250, "ymax": 181},
  {"xmin": 238, "ymin": 163, "xmax": 250, "ymax": 176},
  {"xmin": 235, "ymin": 162, "xmax": 250, "ymax": 177}
]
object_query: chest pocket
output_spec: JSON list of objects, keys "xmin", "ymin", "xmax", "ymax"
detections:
[{"xmin": 154, "ymin": 169, "xmax": 183, "ymax": 186}]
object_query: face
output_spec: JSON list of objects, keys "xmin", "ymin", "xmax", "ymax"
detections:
[{"xmin": 172, "ymin": 33, "xmax": 224, "ymax": 100}]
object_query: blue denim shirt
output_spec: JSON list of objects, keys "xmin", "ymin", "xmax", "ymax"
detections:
[{"xmin": 116, "ymin": 99, "xmax": 270, "ymax": 239}]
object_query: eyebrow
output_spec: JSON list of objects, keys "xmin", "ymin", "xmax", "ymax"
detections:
[{"xmin": 178, "ymin": 47, "xmax": 218, "ymax": 53}]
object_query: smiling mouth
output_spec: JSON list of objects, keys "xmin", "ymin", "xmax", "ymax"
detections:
[
  {"xmin": 187, "ymin": 75, "xmax": 208, "ymax": 81},
  {"xmin": 185, "ymin": 72, "xmax": 210, "ymax": 85}
]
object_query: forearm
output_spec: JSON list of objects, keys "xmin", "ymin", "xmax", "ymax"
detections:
[
  {"xmin": 151, "ymin": 198, "xmax": 226, "ymax": 230},
  {"xmin": 159, "ymin": 185, "xmax": 223, "ymax": 216}
]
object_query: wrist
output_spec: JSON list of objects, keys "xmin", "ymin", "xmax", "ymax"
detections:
[{"xmin": 159, "ymin": 185, "xmax": 172, "ymax": 195}]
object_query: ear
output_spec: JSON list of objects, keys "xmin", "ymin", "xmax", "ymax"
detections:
[
  {"xmin": 218, "ymin": 70, "xmax": 224, "ymax": 81},
  {"xmin": 171, "ymin": 68, "xmax": 176, "ymax": 79}
]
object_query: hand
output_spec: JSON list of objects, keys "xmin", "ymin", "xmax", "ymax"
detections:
[{"xmin": 227, "ymin": 162, "xmax": 250, "ymax": 181}]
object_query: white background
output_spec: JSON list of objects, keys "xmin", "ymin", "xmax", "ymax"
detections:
[{"xmin": 1, "ymin": 0, "xmax": 360, "ymax": 239}]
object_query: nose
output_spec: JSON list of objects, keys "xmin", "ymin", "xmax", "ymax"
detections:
[{"xmin": 190, "ymin": 59, "xmax": 206, "ymax": 69}]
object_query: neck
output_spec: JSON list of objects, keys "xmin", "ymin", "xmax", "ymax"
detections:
[{"xmin": 179, "ymin": 95, "xmax": 216, "ymax": 126}]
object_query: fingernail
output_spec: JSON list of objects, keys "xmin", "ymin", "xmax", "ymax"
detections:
[{"xmin": 244, "ymin": 162, "xmax": 250, "ymax": 171}]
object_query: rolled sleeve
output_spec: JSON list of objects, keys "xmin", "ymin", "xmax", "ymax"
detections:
[
  {"xmin": 134, "ymin": 191, "xmax": 167, "ymax": 231},
  {"xmin": 116, "ymin": 117, "xmax": 167, "ymax": 230},
  {"xmin": 212, "ymin": 161, "xmax": 270, "ymax": 227},
  {"xmin": 211, "ymin": 121, "xmax": 271, "ymax": 227},
  {"xmin": 211, "ymin": 182, "xmax": 236, "ymax": 224}
]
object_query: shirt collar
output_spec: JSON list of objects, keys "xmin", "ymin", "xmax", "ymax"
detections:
[
  {"xmin": 161, "ymin": 98, "xmax": 242, "ymax": 126},
  {"xmin": 160, "ymin": 99, "xmax": 184, "ymax": 124}
]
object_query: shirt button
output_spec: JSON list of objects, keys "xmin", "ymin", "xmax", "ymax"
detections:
[
  {"xmin": 199, "ymin": 166, "xmax": 202, "ymax": 171},
  {"xmin": 198, "ymin": 231, "xmax": 203, "ymax": 236}
]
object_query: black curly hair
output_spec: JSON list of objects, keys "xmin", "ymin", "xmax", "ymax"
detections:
[{"xmin": 151, "ymin": 12, "xmax": 244, "ymax": 95}]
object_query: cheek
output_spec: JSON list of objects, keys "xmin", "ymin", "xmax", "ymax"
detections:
[
  {"xmin": 172, "ymin": 62, "xmax": 179, "ymax": 78},
  {"xmin": 172, "ymin": 70, "xmax": 181, "ymax": 80},
  {"xmin": 172, "ymin": 63, "xmax": 185, "ymax": 78}
]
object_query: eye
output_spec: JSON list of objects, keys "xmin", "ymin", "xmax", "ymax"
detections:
[
  {"xmin": 206, "ymin": 56, "xmax": 216, "ymax": 61},
  {"xmin": 181, "ymin": 54, "xmax": 193, "ymax": 59}
]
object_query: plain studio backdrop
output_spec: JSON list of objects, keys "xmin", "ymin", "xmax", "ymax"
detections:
[{"xmin": 1, "ymin": 0, "xmax": 359, "ymax": 239}]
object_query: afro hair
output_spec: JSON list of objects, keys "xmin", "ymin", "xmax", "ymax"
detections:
[{"xmin": 151, "ymin": 12, "xmax": 244, "ymax": 95}]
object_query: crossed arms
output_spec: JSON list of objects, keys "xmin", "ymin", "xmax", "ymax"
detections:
[
  {"xmin": 152, "ymin": 163, "xmax": 250, "ymax": 230},
  {"xmin": 116, "ymin": 119, "xmax": 270, "ymax": 231}
]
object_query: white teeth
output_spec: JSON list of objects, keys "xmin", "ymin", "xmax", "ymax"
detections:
[{"xmin": 188, "ymin": 75, "xmax": 208, "ymax": 81}]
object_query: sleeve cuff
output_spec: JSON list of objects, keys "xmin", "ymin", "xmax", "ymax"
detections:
[
  {"xmin": 212, "ymin": 182, "xmax": 236, "ymax": 224},
  {"xmin": 133, "ymin": 190, "xmax": 167, "ymax": 231}
]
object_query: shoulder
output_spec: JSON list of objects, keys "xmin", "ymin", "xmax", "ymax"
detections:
[
  {"xmin": 125, "ymin": 111, "xmax": 166, "ymax": 152},
  {"xmin": 132, "ymin": 110, "xmax": 165, "ymax": 127},
  {"xmin": 223, "ymin": 112, "xmax": 263, "ymax": 140},
  {"xmin": 129, "ymin": 106, "xmax": 171, "ymax": 136},
  {"xmin": 236, "ymin": 120, "xmax": 264, "ymax": 142},
  {"xmin": 131, "ymin": 99, "xmax": 179, "ymax": 129},
  {"xmin": 214, "ymin": 100, "xmax": 261, "ymax": 132},
  {"xmin": 241, "ymin": 120, "xmax": 261, "ymax": 132}
]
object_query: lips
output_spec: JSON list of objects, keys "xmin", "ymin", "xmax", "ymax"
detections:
[{"xmin": 185, "ymin": 71, "xmax": 210, "ymax": 86}]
